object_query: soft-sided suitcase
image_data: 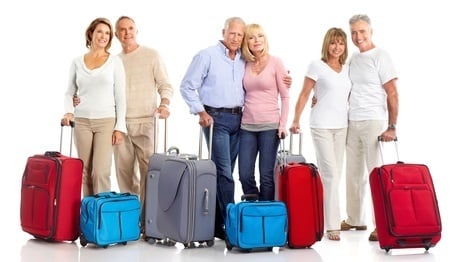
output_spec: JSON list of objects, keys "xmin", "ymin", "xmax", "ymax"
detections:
[
  {"xmin": 156, "ymin": 125, "xmax": 216, "ymax": 248},
  {"xmin": 79, "ymin": 191, "xmax": 141, "ymax": 248},
  {"xmin": 275, "ymin": 134, "xmax": 324, "ymax": 248},
  {"xmin": 144, "ymin": 118, "xmax": 196, "ymax": 245},
  {"xmin": 275, "ymin": 133, "xmax": 306, "ymax": 199},
  {"xmin": 20, "ymin": 121, "xmax": 83, "ymax": 242},
  {"xmin": 369, "ymin": 137, "xmax": 442, "ymax": 252},
  {"xmin": 225, "ymin": 194, "xmax": 288, "ymax": 251}
]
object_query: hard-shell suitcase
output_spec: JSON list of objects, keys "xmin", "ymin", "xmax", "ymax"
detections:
[
  {"xmin": 144, "ymin": 118, "xmax": 196, "ymax": 245},
  {"xmin": 275, "ymin": 134, "xmax": 324, "ymax": 248},
  {"xmin": 79, "ymin": 191, "xmax": 141, "ymax": 248},
  {"xmin": 20, "ymin": 121, "xmax": 83, "ymax": 242},
  {"xmin": 369, "ymin": 137, "xmax": 442, "ymax": 252},
  {"xmin": 225, "ymin": 194, "xmax": 288, "ymax": 251},
  {"xmin": 156, "ymin": 125, "xmax": 216, "ymax": 248}
]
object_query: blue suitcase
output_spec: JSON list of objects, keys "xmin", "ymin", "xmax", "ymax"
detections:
[
  {"xmin": 80, "ymin": 192, "xmax": 141, "ymax": 248},
  {"xmin": 225, "ymin": 194, "xmax": 288, "ymax": 251}
]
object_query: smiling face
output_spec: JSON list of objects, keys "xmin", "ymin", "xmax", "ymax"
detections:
[
  {"xmin": 115, "ymin": 17, "xmax": 138, "ymax": 48},
  {"xmin": 327, "ymin": 37, "xmax": 346, "ymax": 60},
  {"xmin": 91, "ymin": 23, "xmax": 111, "ymax": 50},
  {"xmin": 85, "ymin": 18, "xmax": 113, "ymax": 51},
  {"xmin": 350, "ymin": 19, "xmax": 374, "ymax": 52}
]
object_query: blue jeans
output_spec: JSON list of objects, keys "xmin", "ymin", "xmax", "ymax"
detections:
[
  {"xmin": 238, "ymin": 128, "xmax": 279, "ymax": 201},
  {"xmin": 203, "ymin": 109, "xmax": 241, "ymax": 232}
]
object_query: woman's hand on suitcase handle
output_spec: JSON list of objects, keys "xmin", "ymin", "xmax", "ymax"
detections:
[
  {"xmin": 278, "ymin": 129, "xmax": 288, "ymax": 139},
  {"xmin": 289, "ymin": 121, "xmax": 301, "ymax": 134},
  {"xmin": 61, "ymin": 113, "xmax": 74, "ymax": 127}
]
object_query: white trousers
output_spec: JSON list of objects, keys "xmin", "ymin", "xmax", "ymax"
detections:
[
  {"xmin": 344, "ymin": 120, "xmax": 384, "ymax": 227},
  {"xmin": 311, "ymin": 127, "xmax": 347, "ymax": 231}
]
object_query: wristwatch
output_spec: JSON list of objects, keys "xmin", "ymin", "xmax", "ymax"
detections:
[{"xmin": 388, "ymin": 124, "xmax": 396, "ymax": 130}]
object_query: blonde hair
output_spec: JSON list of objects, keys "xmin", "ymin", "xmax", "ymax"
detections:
[
  {"xmin": 241, "ymin": 24, "xmax": 269, "ymax": 62},
  {"xmin": 321, "ymin": 27, "xmax": 348, "ymax": 65}
]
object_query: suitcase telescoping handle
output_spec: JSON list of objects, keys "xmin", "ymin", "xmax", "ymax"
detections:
[
  {"xmin": 60, "ymin": 120, "xmax": 75, "ymax": 156},
  {"xmin": 377, "ymin": 136, "xmax": 400, "ymax": 165},
  {"xmin": 279, "ymin": 132, "xmax": 287, "ymax": 169},
  {"xmin": 199, "ymin": 123, "xmax": 213, "ymax": 160},
  {"xmin": 289, "ymin": 132, "xmax": 303, "ymax": 156}
]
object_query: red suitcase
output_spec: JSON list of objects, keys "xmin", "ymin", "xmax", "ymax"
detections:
[
  {"xmin": 369, "ymin": 137, "xmax": 441, "ymax": 252},
  {"xmin": 276, "ymin": 135, "xmax": 324, "ymax": 248},
  {"xmin": 20, "ymin": 122, "xmax": 83, "ymax": 242}
]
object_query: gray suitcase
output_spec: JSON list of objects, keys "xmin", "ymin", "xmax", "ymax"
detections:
[
  {"xmin": 144, "ymin": 119, "xmax": 196, "ymax": 245},
  {"xmin": 156, "ymin": 125, "xmax": 216, "ymax": 248}
]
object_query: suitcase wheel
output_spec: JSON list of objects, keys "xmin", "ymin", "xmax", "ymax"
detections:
[
  {"xmin": 224, "ymin": 238, "xmax": 233, "ymax": 251},
  {"xmin": 80, "ymin": 234, "xmax": 88, "ymax": 247},
  {"xmin": 121, "ymin": 241, "xmax": 127, "ymax": 245},
  {"xmin": 206, "ymin": 239, "xmax": 214, "ymax": 247}
]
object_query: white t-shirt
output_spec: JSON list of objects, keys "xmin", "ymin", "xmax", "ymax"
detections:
[
  {"xmin": 348, "ymin": 47, "xmax": 397, "ymax": 121},
  {"xmin": 307, "ymin": 60, "xmax": 351, "ymax": 129}
]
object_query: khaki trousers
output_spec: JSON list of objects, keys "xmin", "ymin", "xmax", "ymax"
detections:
[
  {"xmin": 74, "ymin": 117, "xmax": 115, "ymax": 196},
  {"xmin": 113, "ymin": 118, "xmax": 157, "ymax": 219},
  {"xmin": 344, "ymin": 120, "xmax": 384, "ymax": 227}
]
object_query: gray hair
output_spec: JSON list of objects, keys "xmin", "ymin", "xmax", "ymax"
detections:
[
  {"xmin": 349, "ymin": 14, "xmax": 372, "ymax": 29},
  {"xmin": 224, "ymin": 17, "xmax": 245, "ymax": 30}
]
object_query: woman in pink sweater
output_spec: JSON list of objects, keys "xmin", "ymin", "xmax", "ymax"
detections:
[{"xmin": 238, "ymin": 23, "xmax": 290, "ymax": 201}]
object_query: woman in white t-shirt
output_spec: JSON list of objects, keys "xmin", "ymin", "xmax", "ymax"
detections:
[{"xmin": 289, "ymin": 27, "xmax": 351, "ymax": 241}]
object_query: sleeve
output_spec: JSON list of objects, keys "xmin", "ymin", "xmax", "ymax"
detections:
[
  {"xmin": 113, "ymin": 56, "xmax": 127, "ymax": 133},
  {"xmin": 274, "ymin": 57, "xmax": 290, "ymax": 129},
  {"xmin": 64, "ymin": 59, "xmax": 77, "ymax": 114},
  {"xmin": 152, "ymin": 51, "xmax": 174, "ymax": 103},
  {"xmin": 377, "ymin": 49, "xmax": 398, "ymax": 85},
  {"xmin": 179, "ymin": 52, "xmax": 209, "ymax": 114},
  {"xmin": 305, "ymin": 60, "xmax": 319, "ymax": 81}
]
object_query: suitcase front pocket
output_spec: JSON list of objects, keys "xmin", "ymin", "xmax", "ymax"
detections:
[
  {"xmin": 98, "ymin": 199, "xmax": 141, "ymax": 243},
  {"xmin": 239, "ymin": 204, "xmax": 287, "ymax": 247}
]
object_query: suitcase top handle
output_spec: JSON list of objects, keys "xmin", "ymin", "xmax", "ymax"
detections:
[{"xmin": 95, "ymin": 191, "xmax": 132, "ymax": 198}]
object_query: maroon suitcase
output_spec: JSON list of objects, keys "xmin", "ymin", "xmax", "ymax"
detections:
[
  {"xmin": 369, "ymin": 137, "xmax": 441, "ymax": 252},
  {"xmin": 275, "ymin": 135, "xmax": 324, "ymax": 248},
  {"xmin": 20, "ymin": 122, "xmax": 83, "ymax": 241}
]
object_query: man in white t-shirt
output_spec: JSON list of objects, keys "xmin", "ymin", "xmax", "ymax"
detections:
[{"xmin": 340, "ymin": 14, "xmax": 399, "ymax": 242}]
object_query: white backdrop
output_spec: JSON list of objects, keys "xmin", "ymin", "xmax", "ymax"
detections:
[{"xmin": 1, "ymin": 0, "xmax": 456, "ymax": 252}]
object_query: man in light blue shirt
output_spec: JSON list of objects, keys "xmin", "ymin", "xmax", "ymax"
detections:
[{"xmin": 181, "ymin": 17, "xmax": 246, "ymax": 241}]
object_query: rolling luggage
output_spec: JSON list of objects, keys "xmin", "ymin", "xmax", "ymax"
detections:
[
  {"xmin": 369, "ymin": 137, "xmax": 442, "ymax": 252},
  {"xmin": 156, "ymin": 125, "xmax": 216, "ymax": 248},
  {"xmin": 144, "ymin": 118, "xmax": 196, "ymax": 245},
  {"xmin": 275, "ymin": 133, "xmax": 306, "ymax": 200},
  {"xmin": 79, "ymin": 191, "xmax": 141, "ymax": 248},
  {"xmin": 225, "ymin": 194, "xmax": 288, "ymax": 251},
  {"xmin": 20, "ymin": 121, "xmax": 83, "ymax": 242},
  {"xmin": 275, "ymin": 134, "xmax": 324, "ymax": 248}
]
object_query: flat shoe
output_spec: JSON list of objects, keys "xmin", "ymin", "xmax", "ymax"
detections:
[
  {"xmin": 369, "ymin": 229, "xmax": 378, "ymax": 241},
  {"xmin": 340, "ymin": 220, "xmax": 367, "ymax": 231}
]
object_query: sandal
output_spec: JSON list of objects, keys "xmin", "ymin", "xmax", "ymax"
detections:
[
  {"xmin": 327, "ymin": 230, "xmax": 341, "ymax": 241},
  {"xmin": 340, "ymin": 220, "xmax": 367, "ymax": 231}
]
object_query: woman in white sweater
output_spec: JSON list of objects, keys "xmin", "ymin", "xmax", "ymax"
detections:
[{"xmin": 61, "ymin": 17, "xmax": 127, "ymax": 196}]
